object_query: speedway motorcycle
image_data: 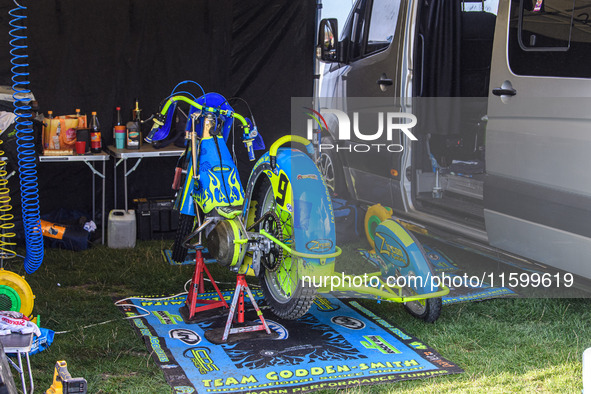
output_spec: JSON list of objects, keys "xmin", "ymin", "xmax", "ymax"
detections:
[{"xmin": 146, "ymin": 85, "xmax": 340, "ymax": 319}]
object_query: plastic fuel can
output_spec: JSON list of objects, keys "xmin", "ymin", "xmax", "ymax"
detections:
[{"xmin": 107, "ymin": 209, "xmax": 136, "ymax": 248}]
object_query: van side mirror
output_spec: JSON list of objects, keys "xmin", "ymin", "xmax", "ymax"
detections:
[{"xmin": 317, "ymin": 18, "xmax": 339, "ymax": 62}]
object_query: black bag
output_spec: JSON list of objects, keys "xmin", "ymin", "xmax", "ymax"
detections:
[{"xmin": 332, "ymin": 198, "xmax": 363, "ymax": 244}]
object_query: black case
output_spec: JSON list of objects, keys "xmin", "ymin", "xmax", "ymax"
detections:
[{"xmin": 134, "ymin": 198, "xmax": 180, "ymax": 240}]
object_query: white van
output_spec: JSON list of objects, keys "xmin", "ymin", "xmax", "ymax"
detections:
[{"xmin": 315, "ymin": 0, "xmax": 591, "ymax": 284}]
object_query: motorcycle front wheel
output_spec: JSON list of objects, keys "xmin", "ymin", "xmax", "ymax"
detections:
[{"xmin": 254, "ymin": 177, "xmax": 316, "ymax": 320}]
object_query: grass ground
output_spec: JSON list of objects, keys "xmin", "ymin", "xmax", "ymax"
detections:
[{"xmin": 7, "ymin": 239, "xmax": 590, "ymax": 393}]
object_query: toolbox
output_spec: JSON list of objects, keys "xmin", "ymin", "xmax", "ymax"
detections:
[{"xmin": 134, "ymin": 198, "xmax": 180, "ymax": 240}]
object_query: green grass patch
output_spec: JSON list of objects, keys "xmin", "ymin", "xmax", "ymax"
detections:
[{"xmin": 6, "ymin": 240, "xmax": 589, "ymax": 393}]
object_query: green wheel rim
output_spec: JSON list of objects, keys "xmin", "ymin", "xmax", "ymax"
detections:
[
  {"xmin": 366, "ymin": 215, "xmax": 383, "ymax": 244},
  {"xmin": 0, "ymin": 285, "xmax": 21, "ymax": 312}
]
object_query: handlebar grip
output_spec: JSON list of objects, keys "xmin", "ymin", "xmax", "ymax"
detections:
[{"xmin": 245, "ymin": 140, "xmax": 255, "ymax": 161}]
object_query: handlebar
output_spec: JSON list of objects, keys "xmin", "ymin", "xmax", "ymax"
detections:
[
  {"xmin": 153, "ymin": 94, "xmax": 257, "ymax": 160},
  {"xmin": 157, "ymin": 95, "xmax": 250, "ymax": 129}
]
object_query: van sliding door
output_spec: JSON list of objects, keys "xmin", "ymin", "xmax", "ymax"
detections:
[
  {"xmin": 335, "ymin": 0, "xmax": 408, "ymax": 206},
  {"xmin": 485, "ymin": 0, "xmax": 591, "ymax": 280}
]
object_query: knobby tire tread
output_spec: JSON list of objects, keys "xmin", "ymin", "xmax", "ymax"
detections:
[
  {"xmin": 171, "ymin": 213, "xmax": 194, "ymax": 263},
  {"xmin": 254, "ymin": 177, "xmax": 316, "ymax": 320}
]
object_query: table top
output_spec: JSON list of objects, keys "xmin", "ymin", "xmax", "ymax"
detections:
[
  {"xmin": 106, "ymin": 144, "xmax": 185, "ymax": 159},
  {"xmin": 0, "ymin": 332, "xmax": 34, "ymax": 353},
  {"xmin": 39, "ymin": 152, "xmax": 110, "ymax": 162}
]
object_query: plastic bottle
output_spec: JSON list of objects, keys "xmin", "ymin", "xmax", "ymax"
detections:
[
  {"xmin": 90, "ymin": 111, "xmax": 102, "ymax": 153},
  {"xmin": 30, "ymin": 100, "xmax": 41, "ymax": 121},
  {"xmin": 126, "ymin": 120, "xmax": 140, "ymax": 150},
  {"xmin": 114, "ymin": 106, "xmax": 127, "ymax": 149},
  {"xmin": 134, "ymin": 99, "xmax": 143, "ymax": 147},
  {"xmin": 126, "ymin": 100, "xmax": 141, "ymax": 150},
  {"xmin": 114, "ymin": 106, "xmax": 122, "ymax": 138},
  {"xmin": 75, "ymin": 108, "xmax": 83, "ymax": 127},
  {"xmin": 52, "ymin": 121, "xmax": 61, "ymax": 150},
  {"xmin": 44, "ymin": 110, "xmax": 54, "ymax": 149},
  {"xmin": 132, "ymin": 99, "xmax": 141, "ymax": 124}
]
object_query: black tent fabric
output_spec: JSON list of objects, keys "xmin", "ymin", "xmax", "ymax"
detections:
[{"xmin": 0, "ymin": 0, "xmax": 316, "ymax": 219}]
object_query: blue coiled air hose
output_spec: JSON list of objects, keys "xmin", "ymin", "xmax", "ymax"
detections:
[{"xmin": 9, "ymin": 1, "xmax": 44, "ymax": 274}]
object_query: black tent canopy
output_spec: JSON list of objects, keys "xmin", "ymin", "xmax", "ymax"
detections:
[{"xmin": 0, "ymin": 0, "xmax": 316, "ymax": 218}]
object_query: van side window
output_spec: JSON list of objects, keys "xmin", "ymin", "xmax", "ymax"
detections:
[
  {"xmin": 345, "ymin": 0, "xmax": 400, "ymax": 61},
  {"xmin": 508, "ymin": 0, "xmax": 591, "ymax": 78},
  {"xmin": 366, "ymin": 0, "xmax": 401, "ymax": 55},
  {"xmin": 350, "ymin": 1, "xmax": 369, "ymax": 59}
]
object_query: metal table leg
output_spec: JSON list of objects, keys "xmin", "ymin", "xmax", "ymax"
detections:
[
  {"xmin": 16, "ymin": 351, "xmax": 25, "ymax": 393},
  {"xmin": 114, "ymin": 156, "xmax": 118, "ymax": 208},
  {"xmin": 92, "ymin": 166, "xmax": 96, "ymax": 225},
  {"xmin": 123, "ymin": 157, "xmax": 143, "ymax": 213},
  {"xmin": 25, "ymin": 351, "xmax": 33, "ymax": 394},
  {"xmin": 124, "ymin": 159, "xmax": 128, "ymax": 212},
  {"xmin": 102, "ymin": 160, "xmax": 106, "ymax": 244},
  {"xmin": 83, "ymin": 160, "xmax": 107, "ymax": 245},
  {"xmin": 8, "ymin": 349, "xmax": 33, "ymax": 394}
]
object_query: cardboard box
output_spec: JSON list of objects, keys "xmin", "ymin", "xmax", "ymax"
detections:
[{"xmin": 42, "ymin": 114, "xmax": 86, "ymax": 153}]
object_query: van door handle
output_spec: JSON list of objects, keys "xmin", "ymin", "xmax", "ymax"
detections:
[
  {"xmin": 377, "ymin": 78, "xmax": 393, "ymax": 86},
  {"xmin": 492, "ymin": 87, "xmax": 517, "ymax": 96}
]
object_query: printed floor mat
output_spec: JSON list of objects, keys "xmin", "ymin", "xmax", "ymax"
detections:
[{"xmin": 118, "ymin": 291, "xmax": 462, "ymax": 394}]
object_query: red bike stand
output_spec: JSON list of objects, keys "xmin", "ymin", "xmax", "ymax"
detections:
[
  {"xmin": 184, "ymin": 249, "xmax": 228, "ymax": 320},
  {"xmin": 222, "ymin": 274, "xmax": 271, "ymax": 342}
]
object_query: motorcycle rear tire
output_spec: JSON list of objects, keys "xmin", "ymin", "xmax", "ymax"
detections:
[{"xmin": 171, "ymin": 213, "xmax": 194, "ymax": 263}]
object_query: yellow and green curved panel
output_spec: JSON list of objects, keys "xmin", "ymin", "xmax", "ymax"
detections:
[
  {"xmin": 0, "ymin": 269, "xmax": 34, "ymax": 317},
  {"xmin": 364, "ymin": 204, "xmax": 393, "ymax": 249}
]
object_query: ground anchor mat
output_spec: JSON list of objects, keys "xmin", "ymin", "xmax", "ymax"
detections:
[{"xmin": 118, "ymin": 291, "xmax": 462, "ymax": 394}]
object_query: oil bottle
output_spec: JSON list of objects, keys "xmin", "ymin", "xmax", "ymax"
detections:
[
  {"xmin": 90, "ymin": 111, "xmax": 102, "ymax": 153},
  {"xmin": 126, "ymin": 99, "xmax": 141, "ymax": 150}
]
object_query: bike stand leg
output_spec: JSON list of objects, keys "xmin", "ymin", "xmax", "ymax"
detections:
[
  {"xmin": 183, "ymin": 249, "xmax": 228, "ymax": 321},
  {"xmin": 222, "ymin": 274, "xmax": 271, "ymax": 342},
  {"xmin": 236, "ymin": 287, "xmax": 245, "ymax": 324}
]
